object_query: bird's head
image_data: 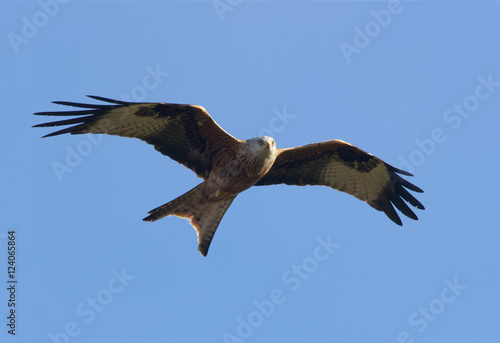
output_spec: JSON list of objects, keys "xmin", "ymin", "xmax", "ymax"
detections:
[
  {"xmin": 242, "ymin": 136, "xmax": 278, "ymax": 177},
  {"xmin": 246, "ymin": 136, "xmax": 277, "ymax": 157}
]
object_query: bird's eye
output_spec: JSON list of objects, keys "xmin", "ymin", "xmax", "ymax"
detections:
[{"xmin": 258, "ymin": 139, "xmax": 264, "ymax": 145}]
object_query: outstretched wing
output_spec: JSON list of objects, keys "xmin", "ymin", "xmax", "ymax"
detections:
[
  {"xmin": 34, "ymin": 95, "xmax": 239, "ymax": 179},
  {"xmin": 255, "ymin": 139, "xmax": 424, "ymax": 225}
]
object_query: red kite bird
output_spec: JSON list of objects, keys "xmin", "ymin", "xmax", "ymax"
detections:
[{"xmin": 34, "ymin": 96, "xmax": 424, "ymax": 256}]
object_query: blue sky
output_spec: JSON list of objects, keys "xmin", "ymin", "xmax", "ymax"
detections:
[{"xmin": 2, "ymin": 1, "xmax": 500, "ymax": 342}]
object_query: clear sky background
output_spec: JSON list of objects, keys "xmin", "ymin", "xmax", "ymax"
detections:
[{"xmin": 1, "ymin": 1, "xmax": 499, "ymax": 342}]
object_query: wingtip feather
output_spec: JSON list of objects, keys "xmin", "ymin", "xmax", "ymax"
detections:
[
  {"xmin": 86, "ymin": 95, "xmax": 132, "ymax": 105},
  {"xmin": 372, "ymin": 196, "xmax": 403, "ymax": 226}
]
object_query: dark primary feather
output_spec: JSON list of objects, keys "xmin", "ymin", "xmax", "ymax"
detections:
[
  {"xmin": 255, "ymin": 140, "xmax": 424, "ymax": 225},
  {"xmin": 34, "ymin": 95, "xmax": 239, "ymax": 179}
]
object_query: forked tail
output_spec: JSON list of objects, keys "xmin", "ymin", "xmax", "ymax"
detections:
[
  {"xmin": 143, "ymin": 182, "xmax": 207, "ymax": 223},
  {"xmin": 143, "ymin": 182, "xmax": 236, "ymax": 256}
]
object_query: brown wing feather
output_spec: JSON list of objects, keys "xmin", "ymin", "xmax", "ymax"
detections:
[
  {"xmin": 33, "ymin": 95, "xmax": 239, "ymax": 179},
  {"xmin": 255, "ymin": 139, "xmax": 424, "ymax": 225}
]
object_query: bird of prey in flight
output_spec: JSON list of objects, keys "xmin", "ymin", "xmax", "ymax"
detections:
[{"xmin": 34, "ymin": 96, "xmax": 424, "ymax": 256}]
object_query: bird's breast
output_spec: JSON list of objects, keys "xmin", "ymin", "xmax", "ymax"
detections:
[{"xmin": 207, "ymin": 152, "xmax": 274, "ymax": 196}]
